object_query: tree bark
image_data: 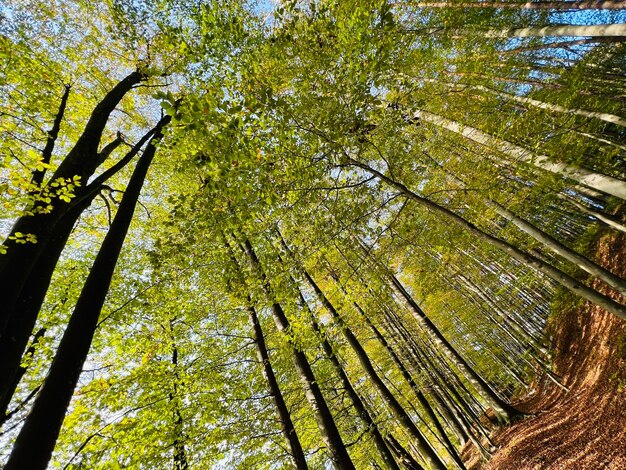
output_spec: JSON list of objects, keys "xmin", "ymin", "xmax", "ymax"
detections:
[
  {"xmin": 561, "ymin": 194, "xmax": 626, "ymax": 234},
  {"xmin": 324, "ymin": 265, "xmax": 464, "ymax": 468},
  {"xmin": 412, "ymin": 109, "xmax": 626, "ymax": 199},
  {"xmin": 0, "ymin": 117, "xmax": 167, "ymax": 414},
  {"xmin": 292, "ymin": 261, "xmax": 446, "ymax": 470},
  {"xmin": 471, "ymin": 84, "xmax": 626, "ymax": 128},
  {"xmin": 411, "ymin": 1, "xmax": 626, "ymax": 9},
  {"xmin": 242, "ymin": 239, "xmax": 356, "ymax": 470},
  {"xmin": 0, "ymin": 71, "xmax": 145, "ymax": 335},
  {"xmin": 31, "ymin": 85, "xmax": 71, "ymax": 188},
  {"xmin": 247, "ymin": 302, "xmax": 309, "ymax": 469},
  {"xmin": 347, "ymin": 158, "xmax": 626, "ymax": 321},
  {"xmin": 485, "ymin": 23, "xmax": 626, "ymax": 38},
  {"xmin": 4, "ymin": 118, "xmax": 165, "ymax": 470}
]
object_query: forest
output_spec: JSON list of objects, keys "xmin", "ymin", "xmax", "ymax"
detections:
[{"xmin": 1, "ymin": 0, "xmax": 626, "ymax": 468}]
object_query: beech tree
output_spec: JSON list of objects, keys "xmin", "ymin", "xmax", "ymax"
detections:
[{"xmin": 2, "ymin": 0, "xmax": 626, "ymax": 469}]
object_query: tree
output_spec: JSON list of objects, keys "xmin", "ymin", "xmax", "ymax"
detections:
[{"xmin": 4, "ymin": 117, "xmax": 169, "ymax": 469}]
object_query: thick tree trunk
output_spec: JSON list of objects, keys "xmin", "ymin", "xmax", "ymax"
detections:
[
  {"xmin": 0, "ymin": 117, "xmax": 167, "ymax": 414},
  {"xmin": 0, "ymin": 327, "xmax": 45, "ymax": 427},
  {"xmin": 4, "ymin": 119, "xmax": 164, "ymax": 470},
  {"xmin": 242, "ymin": 239, "xmax": 356, "ymax": 470},
  {"xmin": 0, "ymin": 71, "xmax": 145, "ymax": 335},
  {"xmin": 0, "ymin": 189, "xmax": 100, "ymax": 416},
  {"xmin": 412, "ymin": 109, "xmax": 626, "ymax": 199},
  {"xmin": 347, "ymin": 158, "xmax": 626, "ymax": 320}
]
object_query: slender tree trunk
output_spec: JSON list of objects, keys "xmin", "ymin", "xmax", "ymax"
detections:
[
  {"xmin": 324, "ymin": 267, "xmax": 464, "ymax": 468},
  {"xmin": 0, "ymin": 71, "xmax": 145, "ymax": 335},
  {"xmin": 411, "ymin": 109, "xmax": 626, "ymax": 199},
  {"xmin": 386, "ymin": 435, "xmax": 425, "ymax": 470},
  {"xmin": 242, "ymin": 239, "xmax": 356, "ymax": 470},
  {"xmin": 411, "ymin": 1, "xmax": 626, "ymax": 9},
  {"xmin": 31, "ymin": 85, "xmax": 71, "ymax": 188},
  {"xmin": 388, "ymin": 311, "xmax": 493, "ymax": 458},
  {"xmin": 489, "ymin": 201, "xmax": 626, "ymax": 298},
  {"xmin": 223, "ymin": 239, "xmax": 308, "ymax": 468},
  {"xmin": 291, "ymin": 261, "xmax": 446, "ymax": 469},
  {"xmin": 346, "ymin": 158, "xmax": 626, "ymax": 320},
  {"xmin": 471, "ymin": 84, "xmax": 626, "ymax": 128},
  {"xmin": 169, "ymin": 342, "xmax": 188, "ymax": 470},
  {"xmin": 560, "ymin": 194, "xmax": 626, "ymax": 234},
  {"xmin": 423, "ymin": 150, "xmax": 626, "ymax": 297},
  {"xmin": 485, "ymin": 23, "xmax": 626, "ymax": 38},
  {"xmin": 384, "ymin": 269, "xmax": 521, "ymax": 424},
  {"xmin": 296, "ymin": 288, "xmax": 400, "ymax": 469},
  {"xmin": 496, "ymin": 38, "xmax": 613, "ymax": 55},
  {"xmin": 4, "ymin": 118, "xmax": 165, "ymax": 470},
  {"xmin": 247, "ymin": 302, "xmax": 309, "ymax": 468}
]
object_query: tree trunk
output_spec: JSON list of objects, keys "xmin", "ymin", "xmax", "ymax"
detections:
[
  {"xmin": 0, "ymin": 327, "xmax": 45, "ymax": 427},
  {"xmin": 423, "ymin": 150, "xmax": 626, "ymax": 298},
  {"xmin": 0, "ymin": 71, "xmax": 145, "ymax": 335},
  {"xmin": 471, "ymin": 84, "xmax": 626, "ymax": 128},
  {"xmin": 412, "ymin": 1, "xmax": 626, "ymax": 9},
  {"xmin": 386, "ymin": 435, "xmax": 425, "ymax": 470},
  {"xmin": 296, "ymin": 287, "xmax": 400, "ymax": 469},
  {"xmin": 31, "ymin": 85, "xmax": 71, "ymax": 188},
  {"xmin": 0, "ymin": 117, "xmax": 167, "ymax": 414},
  {"xmin": 242, "ymin": 239, "xmax": 356, "ymax": 470},
  {"xmin": 485, "ymin": 23, "xmax": 626, "ymax": 38},
  {"xmin": 247, "ymin": 302, "xmax": 309, "ymax": 468},
  {"xmin": 384, "ymin": 268, "xmax": 521, "ymax": 424},
  {"xmin": 4, "ymin": 119, "xmax": 165, "ymax": 470},
  {"xmin": 560, "ymin": 194, "xmax": 626, "ymax": 234},
  {"xmin": 412, "ymin": 109, "xmax": 626, "ymax": 199},
  {"xmin": 169, "ymin": 342, "xmax": 189, "ymax": 470},
  {"xmin": 0, "ymin": 189, "xmax": 99, "ymax": 416},
  {"xmin": 293, "ymin": 261, "xmax": 446, "ymax": 470},
  {"xmin": 347, "ymin": 158, "xmax": 626, "ymax": 321},
  {"xmin": 324, "ymin": 266, "xmax": 464, "ymax": 468}
]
